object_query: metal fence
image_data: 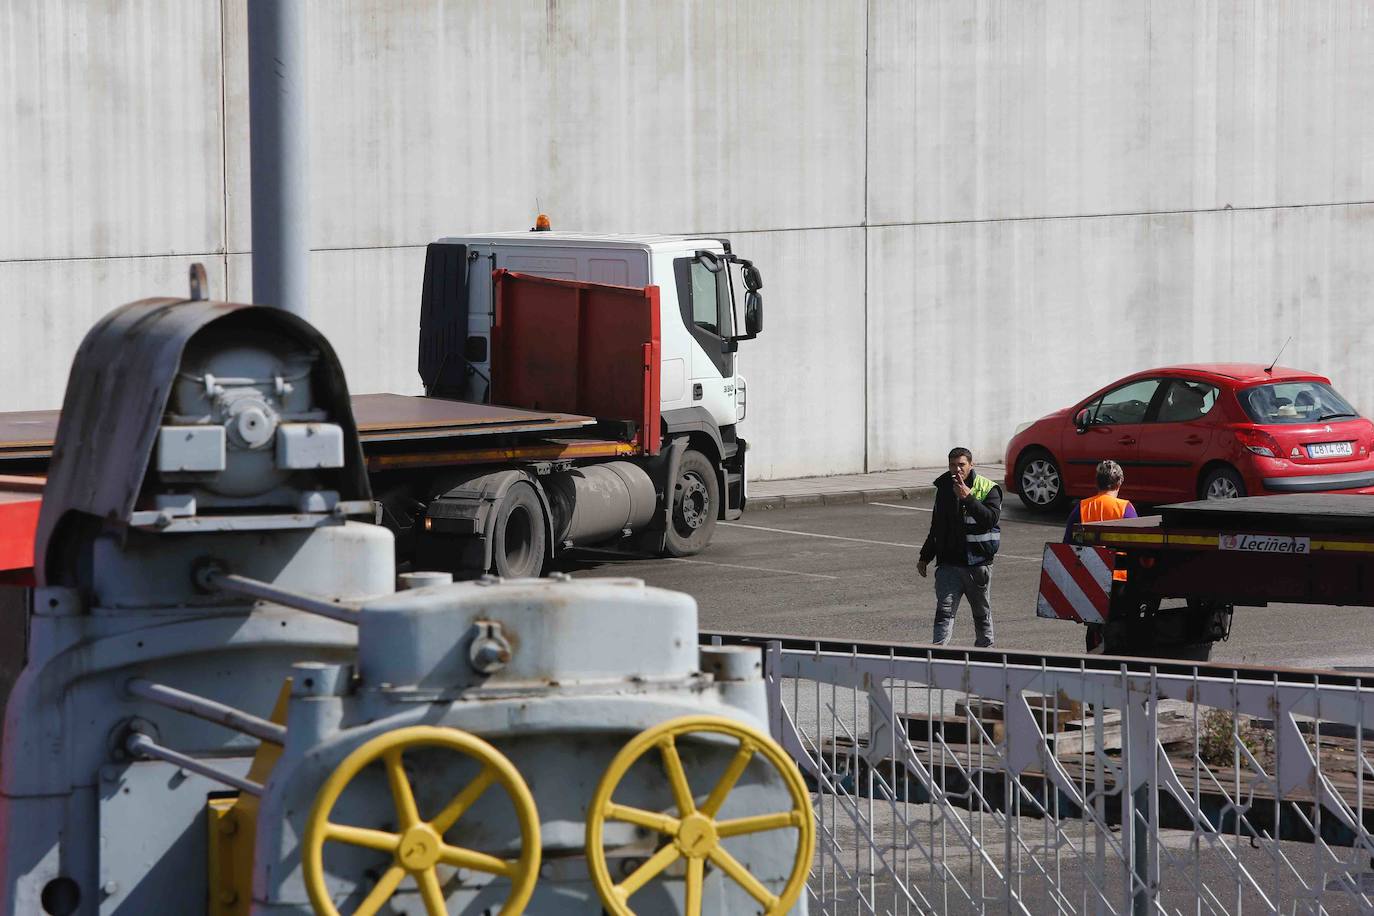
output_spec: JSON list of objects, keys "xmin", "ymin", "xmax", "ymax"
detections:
[{"xmin": 704, "ymin": 634, "xmax": 1374, "ymax": 916}]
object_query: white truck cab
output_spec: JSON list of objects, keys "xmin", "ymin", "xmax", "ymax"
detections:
[{"xmin": 435, "ymin": 230, "xmax": 760, "ymax": 433}]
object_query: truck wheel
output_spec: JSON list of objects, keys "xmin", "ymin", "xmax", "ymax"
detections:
[
  {"xmin": 664, "ymin": 450, "xmax": 719, "ymax": 557},
  {"xmin": 1016, "ymin": 448, "xmax": 1067, "ymax": 512},
  {"xmin": 491, "ymin": 482, "xmax": 547, "ymax": 578}
]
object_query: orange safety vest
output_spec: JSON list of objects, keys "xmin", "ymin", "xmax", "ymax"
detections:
[
  {"xmin": 1078, "ymin": 492, "xmax": 1133, "ymax": 525},
  {"xmin": 1078, "ymin": 492, "xmax": 1134, "ymax": 581}
]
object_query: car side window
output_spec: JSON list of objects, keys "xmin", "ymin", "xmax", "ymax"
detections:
[
  {"xmin": 1155, "ymin": 379, "xmax": 1218, "ymax": 423},
  {"xmin": 1085, "ymin": 379, "xmax": 1161, "ymax": 426}
]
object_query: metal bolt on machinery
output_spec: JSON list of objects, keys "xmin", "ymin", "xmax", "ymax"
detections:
[{"xmin": 0, "ymin": 273, "xmax": 812, "ymax": 915}]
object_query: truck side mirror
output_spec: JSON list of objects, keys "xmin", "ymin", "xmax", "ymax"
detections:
[
  {"xmin": 744, "ymin": 291, "xmax": 763, "ymax": 337},
  {"xmin": 742, "ymin": 263, "xmax": 762, "ymax": 292}
]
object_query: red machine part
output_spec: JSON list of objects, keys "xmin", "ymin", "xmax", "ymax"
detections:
[
  {"xmin": 491, "ymin": 270, "xmax": 662, "ymax": 456},
  {"xmin": 0, "ymin": 476, "xmax": 42, "ymax": 584},
  {"xmin": 1037, "ymin": 543, "xmax": 1113, "ymax": 624}
]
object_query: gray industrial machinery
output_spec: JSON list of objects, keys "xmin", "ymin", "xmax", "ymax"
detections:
[
  {"xmin": 252, "ymin": 576, "xmax": 812, "ymax": 914},
  {"xmin": 0, "ymin": 273, "xmax": 389, "ymax": 916},
  {"xmin": 0, "ymin": 274, "xmax": 813, "ymax": 915}
]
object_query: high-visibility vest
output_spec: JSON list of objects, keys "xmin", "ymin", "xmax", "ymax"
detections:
[
  {"xmin": 962, "ymin": 474, "xmax": 1001, "ymax": 565},
  {"xmin": 1078, "ymin": 492, "xmax": 1133, "ymax": 524},
  {"xmin": 1078, "ymin": 492, "xmax": 1133, "ymax": 580}
]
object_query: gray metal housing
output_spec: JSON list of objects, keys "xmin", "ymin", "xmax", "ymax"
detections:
[{"xmin": 35, "ymin": 299, "xmax": 369, "ymax": 585}]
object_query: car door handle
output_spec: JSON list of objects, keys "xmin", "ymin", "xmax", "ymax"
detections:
[
  {"xmin": 1184, "ymin": 435, "xmax": 1204, "ymax": 445},
  {"xmin": 1117, "ymin": 436, "xmax": 1136, "ymax": 446}
]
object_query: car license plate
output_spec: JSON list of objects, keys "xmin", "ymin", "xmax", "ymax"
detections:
[
  {"xmin": 1219, "ymin": 534, "xmax": 1310, "ymax": 554},
  {"xmin": 1307, "ymin": 441, "xmax": 1353, "ymax": 458}
]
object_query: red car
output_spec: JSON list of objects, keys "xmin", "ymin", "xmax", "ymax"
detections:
[{"xmin": 1003, "ymin": 364, "xmax": 1374, "ymax": 511}]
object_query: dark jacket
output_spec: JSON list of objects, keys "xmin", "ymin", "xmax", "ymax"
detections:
[{"xmin": 919, "ymin": 469, "xmax": 1003, "ymax": 567}]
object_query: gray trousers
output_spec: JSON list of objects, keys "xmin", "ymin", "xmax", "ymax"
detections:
[{"xmin": 932, "ymin": 563, "xmax": 994, "ymax": 648}]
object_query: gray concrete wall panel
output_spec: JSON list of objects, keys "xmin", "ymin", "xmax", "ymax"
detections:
[
  {"xmin": 530, "ymin": 0, "xmax": 866, "ymax": 235},
  {"xmin": 0, "ymin": 257, "xmax": 227, "ymax": 412},
  {"xmin": 228, "ymin": 247, "xmax": 427, "ymax": 398},
  {"xmin": 0, "ymin": 2, "xmax": 225, "ymax": 260},
  {"xmin": 866, "ymin": 204, "xmax": 1374, "ymax": 472},
  {"xmin": 731, "ymin": 228, "xmax": 867, "ymax": 481},
  {"xmin": 220, "ymin": 0, "xmax": 865, "ymax": 250},
  {"xmin": 867, "ymin": 1, "xmax": 1374, "ymax": 225},
  {"xmin": 222, "ymin": 0, "xmax": 552, "ymax": 251}
]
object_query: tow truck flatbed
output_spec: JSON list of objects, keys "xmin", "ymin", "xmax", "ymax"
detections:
[
  {"xmin": 1044, "ymin": 494, "xmax": 1374, "ymax": 658},
  {"xmin": 1078, "ymin": 496, "xmax": 1374, "ymax": 564}
]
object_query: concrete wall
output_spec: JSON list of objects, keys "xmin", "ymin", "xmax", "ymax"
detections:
[{"xmin": 3, "ymin": 1, "xmax": 1373, "ymax": 480}]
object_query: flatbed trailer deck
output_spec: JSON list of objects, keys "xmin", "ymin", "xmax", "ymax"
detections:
[
  {"xmin": 0, "ymin": 392, "xmax": 623, "ymax": 468},
  {"xmin": 0, "ymin": 393, "xmax": 641, "ymax": 580},
  {"xmin": 1044, "ymin": 494, "xmax": 1374, "ymax": 658}
]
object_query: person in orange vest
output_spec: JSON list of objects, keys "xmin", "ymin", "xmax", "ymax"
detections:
[{"xmin": 1063, "ymin": 459, "xmax": 1137, "ymax": 543}]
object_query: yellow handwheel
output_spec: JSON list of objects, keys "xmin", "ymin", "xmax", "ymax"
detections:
[
  {"xmin": 303, "ymin": 725, "xmax": 540, "ymax": 916},
  {"xmin": 585, "ymin": 715, "xmax": 814, "ymax": 915}
]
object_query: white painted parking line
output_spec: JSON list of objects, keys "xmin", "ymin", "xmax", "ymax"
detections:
[
  {"xmin": 720, "ymin": 521, "xmax": 921, "ymax": 549},
  {"xmin": 871, "ymin": 502, "xmax": 932, "ymax": 512},
  {"xmin": 667, "ymin": 557, "xmax": 839, "ymax": 580},
  {"xmin": 722, "ymin": 520, "xmax": 1044, "ymax": 562}
]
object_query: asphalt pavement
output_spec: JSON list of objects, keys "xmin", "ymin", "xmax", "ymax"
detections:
[{"xmin": 559, "ymin": 491, "xmax": 1374, "ymax": 670}]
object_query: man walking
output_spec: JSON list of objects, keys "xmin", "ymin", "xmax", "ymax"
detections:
[{"xmin": 917, "ymin": 447, "xmax": 1002, "ymax": 648}]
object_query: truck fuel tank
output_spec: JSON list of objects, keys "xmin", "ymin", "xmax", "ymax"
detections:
[{"xmin": 543, "ymin": 461, "xmax": 657, "ymax": 548}]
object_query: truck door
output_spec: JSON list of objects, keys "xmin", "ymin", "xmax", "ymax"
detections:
[
  {"xmin": 672, "ymin": 256, "xmax": 735, "ymax": 424},
  {"xmin": 1065, "ymin": 378, "xmax": 1161, "ymax": 496}
]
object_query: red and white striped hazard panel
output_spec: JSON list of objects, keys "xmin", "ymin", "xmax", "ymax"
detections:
[{"xmin": 1037, "ymin": 543, "xmax": 1114, "ymax": 624}]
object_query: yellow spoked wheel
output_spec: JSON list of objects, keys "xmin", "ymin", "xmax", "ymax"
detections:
[
  {"xmin": 585, "ymin": 715, "xmax": 814, "ymax": 915},
  {"xmin": 303, "ymin": 725, "xmax": 540, "ymax": 916}
]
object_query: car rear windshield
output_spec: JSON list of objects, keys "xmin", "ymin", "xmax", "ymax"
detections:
[{"xmin": 1239, "ymin": 381, "xmax": 1360, "ymax": 425}]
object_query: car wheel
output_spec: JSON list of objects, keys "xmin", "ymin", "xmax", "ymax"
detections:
[
  {"xmin": 1016, "ymin": 449, "xmax": 1067, "ymax": 512},
  {"xmin": 1201, "ymin": 466, "xmax": 1246, "ymax": 500}
]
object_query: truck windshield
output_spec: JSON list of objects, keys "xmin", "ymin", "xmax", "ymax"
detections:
[{"xmin": 1239, "ymin": 381, "xmax": 1360, "ymax": 425}]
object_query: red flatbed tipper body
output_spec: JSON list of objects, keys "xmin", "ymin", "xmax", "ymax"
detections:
[{"xmin": 1041, "ymin": 495, "xmax": 1374, "ymax": 658}]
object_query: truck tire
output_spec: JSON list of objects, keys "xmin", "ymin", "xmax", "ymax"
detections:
[
  {"xmin": 491, "ymin": 481, "xmax": 547, "ymax": 578},
  {"xmin": 1015, "ymin": 448, "xmax": 1067, "ymax": 513},
  {"xmin": 664, "ymin": 450, "xmax": 718, "ymax": 557}
]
